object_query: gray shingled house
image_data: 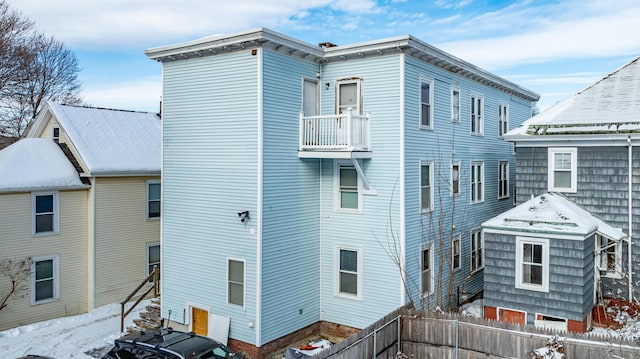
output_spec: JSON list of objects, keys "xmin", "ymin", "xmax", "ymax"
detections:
[{"xmin": 482, "ymin": 56, "xmax": 640, "ymax": 332}]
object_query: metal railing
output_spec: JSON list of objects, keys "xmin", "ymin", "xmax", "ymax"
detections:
[{"xmin": 120, "ymin": 265, "xmax": 159, "ymax": 332}]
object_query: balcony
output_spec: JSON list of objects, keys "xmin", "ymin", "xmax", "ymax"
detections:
[{"xmin": 298, "ymin": 108, "xmax": 371, "ymax": 159}]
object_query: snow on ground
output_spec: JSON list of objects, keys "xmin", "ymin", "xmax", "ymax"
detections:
[{"xmin": 0, "ymin": 301, "xmax": 147, "ymax": 358}]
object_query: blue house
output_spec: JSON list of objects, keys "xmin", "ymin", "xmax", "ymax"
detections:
[
  {"xmin": 482, "ymin": 57, "xmax": 640, "ymax": 332},
  {"xmin": 145, "ymin": 28, "xmax": 539, "ymax": 357}
]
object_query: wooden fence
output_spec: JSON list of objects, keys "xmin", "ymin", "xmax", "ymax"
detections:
[{"xmin": 316, "ymin": 307, "xmax": 640, "ymax": 359}]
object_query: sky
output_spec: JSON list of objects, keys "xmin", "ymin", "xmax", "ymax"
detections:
[{"xmin": 8, "ymin": 0, "xmax": 640, "ymax": 113}]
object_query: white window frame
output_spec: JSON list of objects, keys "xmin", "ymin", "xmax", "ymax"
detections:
[
  {"xmin": 451, "ymin": 161, "xmax": 460, "ymax": 196},
  {"xmin": 227, "ymin": 258, "xmax": 245, "ymax": 307},
  {"xmin": 335, "ymin": 78, "xmax": 363, "ymax": 115},
  {"xmin": 146, "ymin": 242, "xmax": 160, "ymax": 277},
  {"xmin": 334, "ymin": 161, "xmax": 362, "ymax": 213},
  {"xmin": 597, "ymin": 234, "xmax": 622, "ymax": 278},
  {"xmin": 146, "ymin": 180, "xmax": 161, "ymax": 220},
  {"xmin": 420, "ymin": 161, "xmax": 434, "ymax": 213},
  {"xmin": 451, "ymin": 87, "xmax": 460, "ymax": 123},
  {"xmin": 335, "ymin": 246, "xmax": 362, "ymax": 300},
  {"xmin": 470, "ymin": 93, "xmax": 484, "ymax": 136},
  {"xmin": 421, "ymin": 244, "xmax": 434, "ymax": 296},
  {"xmin": 498, "ymin": 307, "xmax": 527, "ymax": 324},
  {"xmin": 31, "ymin": 192, "xmax": 59, "ymax": 236},
  {"xmin": 498, "ymin": 161, "xmax": 509, "ymax": 199},
  {"xmin": 534, "ymin": 313, "xmax": 568, "ymax": 332},
  {"xmin": 515, "ymin": 237, "xmax": 550, "ymax": 292},
  {"xmin": 452, "ymin": 234, "xmax": 461, "ymax": 271},
  {"xmin": 419, "ymin": 76, "xmax": 434, "ymax": 129},
  {"xmin": 498, "ymin": 102, "xmax": 509, "ymax": 137},
  {"xmin": 548, "ymin": 148, "xmax": 578, "ymax": 193},
  {"xmin": 470, "ymin": 229, "xmax": 483, "ymax": 273},
  {"xmin": 31, "ymin": 255, "xmax": 59, "ymax": 305},
  {"xmin": 470, "ymin": 161, "xmax": 484, "ymax": 204},
  {"xmin": 52, "ymin": 126, "xmax": 60, "ymax": 143}
]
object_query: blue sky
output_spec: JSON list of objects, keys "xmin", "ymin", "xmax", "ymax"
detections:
[{"xmin": 10, "ymin": 0, "xmax": 640, "ymax": 113}]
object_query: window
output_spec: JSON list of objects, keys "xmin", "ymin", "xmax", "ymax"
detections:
[
  {"xmin": 52, "ymin": 127, "xmax": 60, "ymax": 143},
  {"xmin": 534, "ymin": 314, "xmax": 568, "ymax": 332},
  {"xmin": 147, "ymin": 243, "xmax": 160, "ymax": 278},
  {"xmin": 335, "ymin": 161, "xmax": 360, "ymax": 212},
  {"xmin": 420, "ymin": 77, "xmax": 434, "ymax": 129},
  {"xmin": 420, "ymin": 162, "xmax": 433, "ymax": 212},
  {"xmin": 32, "ymin": 192, "xmax": 58, "ymax": 235},
  {"xmin": 451, "ymin": 162, "xmax": 460, "ymax": 195},
  {"xmin": 498, "ymin": 161, "xmax": 509, "ymax": 199},
  {"xmin": 451, "ymin": 88, "xmax": 460, "ymax": 122},
  {"xmin": 336, "ymin": 247, "xmax": 361, "ymax": 298},
  {"xmin": 302, "ymin": 78, "xmax": 318, "ymax": 116},
  {"xmin": 498, "ymin": 103, "xmax": 509, "ymax": 136},
  {"xmin": 421, "ymin": 245, "xmax": 433, "ymax": 296},
  {"xmin": 470, "ymin": 94, "xmax": 483, "ymax": 135},
  {"xmin": 515, "ymin": 237, "xmax": 549, "ymax": 292},
  {"xmin": 452, "ymin": 235, "xmax": 461, "ymax": 271},
  {"xmin": 597, "ymin": 234, "xmax": 621, "ymax": 278},
  {"xmin": 471, "ymin": 229, "xmax": 483, "ymax": 272},
  {"xmin": 31, "ymin": 256, "xmax": 58, "ymax": 304},
  {"xmin": 147, "ymin": 180, "xmax": 161, "ymax": 219},
  {"xmin": 227, "ymin": 259, "xmax": 244, "ymax": 306},
  {"xmin": 470, "ymin": 162, "xmax": 484, "ymax": 204},
  {"xmin": 548, "ymin": 148, "xmax": 577, "ymax": 192},
  {"xmin": 336, "ymin": 79, "xmax": 362, "ymax": 114}
]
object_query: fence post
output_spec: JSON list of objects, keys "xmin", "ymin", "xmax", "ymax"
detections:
[
  {"xmin": 397, "ymin": 315, "xmax": 401, "ymax": 355},
  {"xmin": 373, "ymin": 326, "xmax": 377, "ymax": 359},
  {"xmin": 455, "ymin": 320, "xmax": 459, "ymax": 359}
]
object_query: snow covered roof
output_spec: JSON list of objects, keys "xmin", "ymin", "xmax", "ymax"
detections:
[
  {"xmin": 482, "ymin": 193, "xmax": 626, "ymax": 241},
  {"xmin": 43, "ymin": 102, "xmax": 161, "ymax": 176},
  {"xmin": 0, "ymin": 138, "xmax": 87, "ymax": 192},
  {"xmin": 505, "ymin": 56, "xmax": 640, "ymax": 139}
]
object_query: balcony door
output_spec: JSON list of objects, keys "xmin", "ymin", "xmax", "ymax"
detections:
[
  {"xmin": 336, "ymin": 79, "xmax": 362, "ymax": 146},
  {"xmin": 303, "ymin": 79, "xmax": 319, "ymax": 145}
]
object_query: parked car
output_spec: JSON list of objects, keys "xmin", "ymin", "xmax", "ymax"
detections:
[{"xmin": 102, "ymin": 328, "xmax": 243, "ymax": 359}]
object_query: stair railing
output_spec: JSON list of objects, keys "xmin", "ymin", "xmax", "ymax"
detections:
[{"xmin": 120, "ymin": 265, "xmax": 160, "ymax": 332}]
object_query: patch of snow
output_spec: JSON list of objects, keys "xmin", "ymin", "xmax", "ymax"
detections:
[
  {"xmin": 461, "ymin": 299, "xmax": 483, "ymax": 318},
  {"xmin": 0, "ymin": 301, "xmax": 148, "ymax": 358},
  {"xmin": 0, "ymin": 138, "xmax": 85, "ymax": 192}
]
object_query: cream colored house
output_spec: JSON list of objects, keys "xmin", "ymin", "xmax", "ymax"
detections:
[{"xmin": 0, "ymin": 102, "xmax": 160, "ymax": 330}]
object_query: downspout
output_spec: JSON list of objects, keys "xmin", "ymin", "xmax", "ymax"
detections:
[
  {"xmin": 628, "ymin": 136, "xmax": 633, "ymax": 302},
  {"xmin": 256, "ymin": 47, "xmax": 263, "ymax": 347},
  {"xmin": 399, "ymin": 52, "xmax": 406, "ymax": 305}
]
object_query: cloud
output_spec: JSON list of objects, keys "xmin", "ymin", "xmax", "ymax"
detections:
[
  {"xmin": 82, "ymin": 77, "xmax": 161, "ymax": 112},
  {"xmin": 434, "ymin": 0, "xmax": 474, "ymax": 10},
  {"xmin": 435, "ymin": 0, "xmax": 640, "ymax": 69}
]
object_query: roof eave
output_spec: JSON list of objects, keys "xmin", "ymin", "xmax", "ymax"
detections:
[
  {"xmin": 85, "ymin": 170, "xmax": 161, "ymax": 177},
  {"xmin": 0, "ymin": 184, "xmax": 90, "ymax": 194}
]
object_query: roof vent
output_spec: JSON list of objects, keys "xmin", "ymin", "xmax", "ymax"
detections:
[{"xmin": 318, "ymin": 42, "xmax": 337, "ymax": 48}]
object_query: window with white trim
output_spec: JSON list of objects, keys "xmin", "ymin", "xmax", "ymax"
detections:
[
  {"xmin": 146, "ymin": 243, "xmax": 160, "ymax": 280},
  {"xmin": 228, "ymin": 259, "xmax": 245, "ymax": 307},
  {"xmin": 498, "ymin": 103, "xmax": 508, "ymax": 137},
  {"xmin": 597, "ymin": 234, "xmax": 622, "ymax": 278},
  {"xmin": 32, "ymin": 192, "xmax": 58, "ymax": 235},
  {"xmin": 452, "ymin": 235, "xmax": 461, "ymax": 271},
  {"xmin": 470, "ymin": 162, "xmax": 484, "ymax": 204},
  {"xmin": 336, "ymin": 79, "xmax": 362, "ymax": 114},
  {"xmin": 420, "ymin": 161, "xmax": 433, "ymax": 212},
  {"xmin": 335, "ymin": 161, "xmax": 361, "ymax": 212},
  {"xmin": 451, "ymin": 88, "xmax": 460, "ymax": 122},
  {"xmin": 498, "ymin": 161, "xmax": 509, "ymax": 199},
  {"xmin": 336, "ymin": 247, "xmax": 361, "ymax": 299},
  {"xmin": 420, "ymin": 77, "xmax": 434, "ymax": 129},
  {"xmin": 471, "ymin": 229, "xmax": 483, "ymax": 272},
  {"xmin": 451, "ymin": 162, "xmax": 460, "ymax": 195},
  {"xmin": 147, "ymin": 180, "xmax": 161, "ymax": 219},
  {"xmin": 515, "ymin": 237, "xmax": 549, "ymax": 292},
  {"xmin": 52, "ymin": 127, "xmax": 60, "ymax": 143},
  {"xmin": 548, "ymin": 148, "xmax": 577, "ymax": 193},
  {"xmin": 470, "ymin": 94, "xmax": 483, "ymax": 135},
  {"xmin": 421, "ymin": 245, "xmax": 433, "ymax": 296},
  {"xmin": 31, "ymin": 256, "xmax": 58, "ymax": 304}
]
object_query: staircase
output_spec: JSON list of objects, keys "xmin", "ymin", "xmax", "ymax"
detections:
[{"xmin": 127, "ymin": 297, "xmax": 162, "ymax": 334}]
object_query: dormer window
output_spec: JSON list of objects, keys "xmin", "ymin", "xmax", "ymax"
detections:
[{"xmin": 52, "ymin": 127, "xmax": 60, "ymax": 143}]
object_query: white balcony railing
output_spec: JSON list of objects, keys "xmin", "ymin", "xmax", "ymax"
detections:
[{"xmin": 299, "ymin": 108, "xmax": 371, "ymax": 152}]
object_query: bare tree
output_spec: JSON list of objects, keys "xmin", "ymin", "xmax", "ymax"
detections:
[
  {"xmin": 0, "ymin": 0, "xmax": 82, "ymax": 139},
  {"xmin": 0, "ymin": 256, "xmax": 31, "ymax": 312}
]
